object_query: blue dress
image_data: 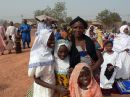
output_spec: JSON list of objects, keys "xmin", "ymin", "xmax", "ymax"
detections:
[{"xmin": 19, "ymin": 23, "xmax": 31, "ymax": 43}]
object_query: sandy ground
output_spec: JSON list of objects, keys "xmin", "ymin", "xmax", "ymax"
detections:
[{"xmin": 0, "ymin": 29, "xmax": 130, "ymax": 97}]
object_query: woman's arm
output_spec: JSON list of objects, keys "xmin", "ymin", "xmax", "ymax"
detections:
[{"xmin": 91, "ymin": 50, "xmax": 103, "ymax": 71}]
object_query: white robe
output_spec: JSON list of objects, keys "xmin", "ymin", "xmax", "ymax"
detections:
[
  {"xmin": 6, "ymin": 26, "xmax": 17, "ymax": 42},
  {"xmin": 113, "ymin": 25, "xmax": 130, "ymax": 79},
  {"xmin": 28, "ymin": 29, "xmax": 55, "ymax": 97},
  {"xmin": 100, "ymin": 52, "xmax": 120, "ymax": 89}
]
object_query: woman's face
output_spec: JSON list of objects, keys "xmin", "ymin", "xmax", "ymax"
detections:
[
  {"xmin": 57, "ymin": 45, "xmax": 69, "ymax": 60},
  {"xmin": 47, "ymin": 33, "xmax": 55, "ymax": 48},
  {"xmin": 78, "ymin": 67, "xmax": 91, "ymax": 90},
  {"xmin": 72, "ymin": 21, "xmax": 85, "ymax": 38}
]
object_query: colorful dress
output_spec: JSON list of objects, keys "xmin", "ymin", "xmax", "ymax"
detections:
[
  {"xmin": 0, "ymin": 26, "xmax": 6, "ymax": 53},
  {"xmin": 76, "ymin": 46, "xmax": 92, "ymax": 65},
  {"xmin": 6, "ymin": 39, "xmax": 14, "ymax": 50},
  {"xmin": 54, "ymin": 39, "xmax": 71, "ymax": 97}
]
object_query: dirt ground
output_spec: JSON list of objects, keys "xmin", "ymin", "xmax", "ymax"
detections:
[{"xmin": 0, "ymin": 29, "xmax": 129, "ymax": 97}]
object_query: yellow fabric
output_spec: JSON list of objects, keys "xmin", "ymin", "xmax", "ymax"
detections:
[
  {"xmin": 96, "ymin": 29, "xmax": 103, "ymax": 48},
  {"xmin": 56, "ymin": 73, "xmax": 69, "ymax": 97}
]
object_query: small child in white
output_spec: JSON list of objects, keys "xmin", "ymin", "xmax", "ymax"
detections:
[
  {"xmin": 100, "ymin": 41, "xmax": 120, "ymax": 96},
  {"xmin": 6, "ymin": 35, "xmax": 14, "ymax": 54}
]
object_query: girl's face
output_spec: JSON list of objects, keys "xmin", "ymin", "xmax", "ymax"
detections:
[
  {"xmin": 78, "ymin": 67, "xmax": 91, "ymax": 90},
  {"xmin": 105, "ymin": 43, "xmax": 113, "ymax": 52},
  {"xmin": 57, "ymin": 45, "xmax": 69, "ymax": 60},
  {"xmin": 47, "ymin": 32, "xmax": 55, "ymax": 48},
  {"xmin": 73, "ymin": 21, "xmax": 85, "ymax": 38},
  {"xmin": 124, "ymin": 27, "xmax": 129, "ymax": 34}
]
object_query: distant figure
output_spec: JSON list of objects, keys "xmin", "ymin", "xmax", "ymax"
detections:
[
  {"xmin": 0, "ymin": 25, "xmax": 6, "ymax": 55},
  {"xmin": 6, "ymin": 21, "xmax": 17, "ymax": 48},
  {"xmin": 15, "ymin": 33, "xmax": 22, "ymax": 53},
  {"xmin": 60, "ymin": 27, "xmax": 68, "ymax": 40},
  {"xmin": 54, "ymin": 28, "xmax": 62, "ymax": 41},
  {"xmin": 6, "ymin": 36, "xmax": 14, "ymax": 54},
  {"xmin": 18, "ymin": 19, "xmax": 31, "ymax": 49}
]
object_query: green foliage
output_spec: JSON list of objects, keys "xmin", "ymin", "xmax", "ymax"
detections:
[
  {"xmin": 34, "ymin": 2, "xmax": 70, "ymax": 23},
  {"xmin": 65, "ymin": 17, "xmax": 73, "ymax": 24},
  {"xmin": 96, "ymin": 9, "xmax": 122, "ymax": 27}
]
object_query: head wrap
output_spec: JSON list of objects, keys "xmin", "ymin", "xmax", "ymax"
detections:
[
  {"xmin": 70, "ymin": 16, "xmax": 88, "ymax": 29},
  {"xmin": 119, "ymin": 25, "xmax": 130, "ymax": 34},
  {"xmin": 69, "ymin": 63, "xmax": 102, "ymax": 97},
  {"xmin": 54, "ymin": 39, "xmax": 71, "ymax": 73},
  {"xmin": 29, "ymin": 29, "xmax": 54, "ymax": 68}
]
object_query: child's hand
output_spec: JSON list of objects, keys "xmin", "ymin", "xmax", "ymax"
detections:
[
  {"xmin": 107, "ymin": 64, "xmax": 114, "ymax": 71},
  {"xmin": 55, "ymin": 85, "xmax": 69, "ymax": 96},
  {"xmin": 67, "ymin": 68, "xmax": 73, "ymax": 78}
]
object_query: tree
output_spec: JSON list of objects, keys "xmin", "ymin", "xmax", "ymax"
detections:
[
  {"xmin": 34, "ymin": 1, "xmax": 68, "ymax": 23},
  {"xmin": 96, "ymin": 9, "xmax": 122, "ymax": 28},
  {"xmin": 65, "ymin": 17, "xmax": 73, "ymax": 24}
]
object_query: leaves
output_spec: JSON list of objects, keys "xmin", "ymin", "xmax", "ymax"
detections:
[{"xmin": 96, "ymin": 9, "xmax": 122, "ymax": 27}]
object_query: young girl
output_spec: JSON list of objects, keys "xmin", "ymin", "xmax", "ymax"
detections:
[
  {"xmin": 28, "ymin": 29, "xmax": 56, "ymax": 97},
  {"xmin": 6, "ymin": 36, "xmax": 14, "ymax": 54},
  {"xmin": 54, "ymin": 39, "xmax": 71, "ymax": 97},
  {"xmin": 100, "ymin": 41, "xmax": 120, "ymax": 96},
  {"xmin": 69, "ymin": 63, "xmax": 102, "ymax": 97}
]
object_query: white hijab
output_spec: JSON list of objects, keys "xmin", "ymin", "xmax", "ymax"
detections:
[
  {"xmin": 29, "ymin": 29, "xmax": 54, "ymax": 68},
  {"xmin": 113, "ymin": 25, "xmax": 130, "ymax": 52},
  {"xmin": 54, "ymin": 39, "xmax": 71, "ymax": 73}
]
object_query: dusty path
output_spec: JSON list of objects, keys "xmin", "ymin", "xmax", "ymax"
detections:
[{"xmin": 0, "ymin": 29, "xmax": 129, "ymax": 97}]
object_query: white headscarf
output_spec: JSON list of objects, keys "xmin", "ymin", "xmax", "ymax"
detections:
[
  {"xmin": 54, "ymin": 39, "xmax": 71, "ymax": 73},
  {"xmin": 113, "ymin": 25, "xmax": 130, "ymax": 52},
  {"xmin": 85, "ymin": 25, "xmax": 96, "ymax": 37},
  {"xmin": 29, "ymin": 29, "xmax": 54, "ymax": 68}
]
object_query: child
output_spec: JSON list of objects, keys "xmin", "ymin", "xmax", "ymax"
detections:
[
  {"xmin": 6, "ymin": 35, "xmax": 14, "ymax": 54},
  {"xmin": 28, "ymin": 29, "xmax": 56, "ymax": 97},
  {"xmin": 54, "ymin": 39, "xmax": 71, "ymax": 97},
  {"xmin": 15, "ymin": 33, "xmax": 22, "ymax": 53},
  {"xmin": 69, "ymin": 63, "xmax": 102, "ymax": 97},
  {"xmin": 100, "ymin": 41, "xmax": 119, "ymax": 96}
]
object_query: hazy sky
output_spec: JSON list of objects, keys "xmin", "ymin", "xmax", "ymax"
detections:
[{"xmin": 0, "ymin": 0, "xmax": 130, "ymax": 22}]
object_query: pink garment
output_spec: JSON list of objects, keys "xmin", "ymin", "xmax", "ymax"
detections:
[
  {"xmin": 0, "ymin": 26, "xmax": 6, "ymax": 52},
  {"xmin": 69, "ymin": 63, "xmax": 102, "ymax": 97}
]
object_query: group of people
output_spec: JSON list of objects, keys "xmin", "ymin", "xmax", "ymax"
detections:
[
  {"xmin": 0, "ymin": 19, "xmax": 31, "ymax": 55},
  {"xmin": 27, "ymin": 16, "xmax": 130, "ymax": 97}
]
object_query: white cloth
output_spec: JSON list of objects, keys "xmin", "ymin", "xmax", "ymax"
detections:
[
  {"xmin": 28, "ymin": 29, "xmax": 55, "ymax": 97},
  {"xmin": 6, "ymin": 26, "xmax": 17, "ymax": 42},
  {"xmin": 35, "ymin": 22, "xmax": 46, "ymax": 36},
  {"xmin": 54, "ymin": 39, "xmax": 71, "ymax": 74},
  {"xmin": 115, "ymin": 51, "xmax": 130, "ymax": 79},
  {"xmin": 113, "ymin": 25, "xmax": 130, "ymax": 79},
  {"xmin": 100, "ymin": 52, "xmax": 120, "ymax": 89}
]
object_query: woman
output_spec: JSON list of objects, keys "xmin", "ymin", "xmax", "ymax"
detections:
[
  {"xmin": 85, "ymin": 25, "xmax": 101, "ymax": 50},
  {"xmin": 69, "ymin": 63, "xmax": 102, "ymax": 97},
  {"xmin": 0, "ymin": 25, "xmax": 6, "ymax": 55},
  {"xmin": 113, "ymin": 25, "xmax": 130, "ymax": 79},
  {"xmin": 69, "ymin": 16, "xmax": 103, "ymax": 73}
]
